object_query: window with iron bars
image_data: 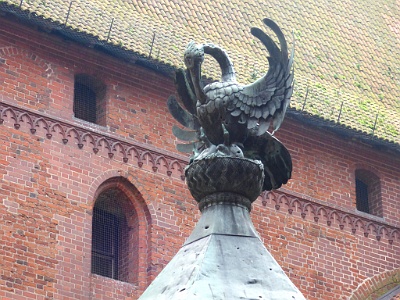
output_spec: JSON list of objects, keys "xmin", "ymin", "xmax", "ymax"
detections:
[
  {"xmin": 73, "ymin": 81, "xmax": 97, "ymax": 123},
  {"xmin": 73, "ymin": 74, "xmax": 106, "ymax": 125},
  {"xmin": 91, "ymin": 207, "xmax": 121, "ymax": 279},
  {"xmin": 355, "ymin": 169, "xmax": 382, "ymax": 217},
  {"xmin": 356, "ymin": 178, "xmax": 369, "ymax": 214},
  {"xmin": 91, "ymin": 187, "xmax": 135, "ymax": 283}
]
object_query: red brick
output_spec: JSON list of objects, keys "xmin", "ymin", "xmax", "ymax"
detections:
[{"xmin": 0, "ymin": 16, "xmax": 399, "ymax": 300}]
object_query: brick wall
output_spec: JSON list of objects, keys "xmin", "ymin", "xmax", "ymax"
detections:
[{"xmin": 1, "ymin": 16, "xmax": 399, "ymax": 299}]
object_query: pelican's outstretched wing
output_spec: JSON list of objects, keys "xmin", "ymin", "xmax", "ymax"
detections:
[
  {"xmin": 167, "ymin": 95, "xmax": 197, "ymax": 130},
  {"xmin": 243, "ymin": 132, "xmax": 292, "ymax": 191},
  {"xmin": 167, "ymin": 69, "xmax": 203, "ymax": 153},
  {"xmin": 227, "ymin": 18, "xmax": 294, "ymax": 135}
]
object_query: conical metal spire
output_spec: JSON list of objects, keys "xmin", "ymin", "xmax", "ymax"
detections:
[{"xmin": 139, "ymin": 157, "xmax": 306, "ymax": 300}]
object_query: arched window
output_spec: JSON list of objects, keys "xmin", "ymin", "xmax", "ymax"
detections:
[
  {"xmin": 355, "ymin": 169, "xmax": 382, "ymax": 217},
  {"xmin": 73, "ymin": 74, "xmax": 106, "ymax": 125},
  {"xmin": 91, "ymin": 187, "xmax": 138, "ymax": 283}
]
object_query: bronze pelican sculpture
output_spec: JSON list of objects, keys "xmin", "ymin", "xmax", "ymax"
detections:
[{"xmin": 168, "ymin": 18, "xmax": 294, "ymax": 191}]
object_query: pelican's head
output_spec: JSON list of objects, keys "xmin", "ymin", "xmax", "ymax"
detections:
[{"xmin": 184, "ymin": 41, "xmax": 204, "ymax": 69}]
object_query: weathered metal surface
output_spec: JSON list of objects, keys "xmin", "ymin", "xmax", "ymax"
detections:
[
  {"xmin": 185, "ymin": 157, "xmax": 264, "ymax": 206},
  {"xmin": 139, "ymin": 203, "xmax": 306, "ymax": 300},
  {"xmin": 168, "ymin": 18, "xmax": 294, "ymax": 192},
  {"xmin": 184, "ymin": 202, "xmax": 259, "ymax": 245}
]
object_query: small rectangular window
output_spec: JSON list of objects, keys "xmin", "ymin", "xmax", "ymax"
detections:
[
  {"xmin": 356, "ymin": 178, "xmax": 369, "ymax": 213},
  {"xmin": 74, "ymin": 81, "xmax": 97, "ymax": 123}
]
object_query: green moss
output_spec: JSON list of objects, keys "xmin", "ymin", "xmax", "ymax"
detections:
[
  {"xmin": 353, "ymin": 80, "xmax": 371, "ymax": 91},
  {"xmin": 387, "ymin": 125, "xmax": 399, "ymax": 138},
  {"xmin": 358, "ymin": 100, "xmax": 370, "ymax": 112},
  {"xmin": 357, "ymin": 116, "xmax": 374, "ymax": 130},
  {"xmin": 353, "ymin": 81, "xmax": 362, "ymax": 89},
  {"xmin": 314, "ymin": 82, "xmax": 326, "ymax": 90},
  {"xmin": 334, "ymin": 74, "xmax": 346, "ymax": 80},
  {"xmin": 294, "ymin": 91, "xmax": 304, "ymax": 98}
]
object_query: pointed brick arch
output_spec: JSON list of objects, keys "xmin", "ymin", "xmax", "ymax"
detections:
[
  {"xmin": 89, "ymin": 172, "xmax": 152, "ymax": 289},
  {"xmin": 0, "ymin": 45, "xmax": 57, "ymax": 110},
  {"xmin": 350, "ymin": 269, "xmax": 400, "ymax": 300},
  {"xmin": 0, "ymin": 46, "xmax": 53, "ymax": 75}
]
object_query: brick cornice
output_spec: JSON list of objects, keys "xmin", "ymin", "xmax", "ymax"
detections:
[
  {"xmin": 260, "ymin": 190, "xmax": 400, "ymax": 243},
  {"xmin": 0, "ymin": 100, "xmax": 188, "ymax": 179}
]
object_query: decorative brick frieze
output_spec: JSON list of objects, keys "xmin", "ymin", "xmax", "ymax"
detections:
[
  {"xmin": 260, "ymin": 190, "xmax": 399, "ymax": 243},
  {"xmin": 0, "ymin": 100, "xmax": 188, "ymax": 179},
  {"xmin": 1, "ymin": 100, "xmax": 399, "ymax": 244}
]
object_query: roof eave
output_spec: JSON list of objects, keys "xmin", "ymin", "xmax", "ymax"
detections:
[
  {"xmin": 287, "ymin": 109, "xmax": 400, "ymax": 154},
  {"xmin": 1, "ymin": 3, "xmax": 399, "ymax": 155},
  {"xmin": 0, "ymin": 2, "xmax": 176, "ymax": 77}
]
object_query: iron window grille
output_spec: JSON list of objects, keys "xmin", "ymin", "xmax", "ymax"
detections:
[
  {"xmin": 73, "ymin": 81, "xmax": 97, "ymax": 123},
  {"xmin": 91, "ymin": 207, "xmax": 121, "ymax": 280},
  {"xmin": 356, "ymin": 178, "xmax": 369, "ymax": 214}
]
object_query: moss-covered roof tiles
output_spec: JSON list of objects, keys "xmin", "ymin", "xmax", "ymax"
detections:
[{"xmin": 1, "ymin": 0, "xmax": 399, "ymax": 145}]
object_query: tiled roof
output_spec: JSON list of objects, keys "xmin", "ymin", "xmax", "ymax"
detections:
[{"xmin": 1, "ymin": 0, "xmax": 399, "ymax": 145}]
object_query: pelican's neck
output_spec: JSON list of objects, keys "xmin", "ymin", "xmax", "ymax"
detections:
[
  {"xmin": 189, "ymin": 61, "xmax": 207, "ymax": 104},
  {"xmin": 203, "ymin": 43, "xmax": 236, "ymax": 82}
]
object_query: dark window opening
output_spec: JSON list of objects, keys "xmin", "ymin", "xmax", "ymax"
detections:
[
  {"xmin": 91, "ymin": 207, "xmax": 121, "ymax": 279},
  {"xmin": 74, "ymin": 81, "xmax": 97, "ymax": 123},
  {"xmin": 73, "ymin": 74, "xmax": 106, "ymax": 125},
  {"xmin": 356, "ymin": 178, "xmax": 369, "ymax": 213},
  {"xmin": 355, "ymin": 169, "xmax": 382, "ymax": 217},
  {"xmin": 91, "ymin": 187, "xmax": 137, "ymax": 283}
]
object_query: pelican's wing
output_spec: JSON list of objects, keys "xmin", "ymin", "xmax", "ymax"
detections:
[
  {"xmin": 167, "ymin": 95, "xmax": 198, "ymax": 130},
  {"xmin": 243, "ymin": 132, "xmax": 292, "ymax": 191},
  {"xmin": 229, "ymin": 18, "xmax": 294, "ymax": 135},
  {"xmin": 176, "ymin": 143, "xmax": 197, "ymax": 153},
  {"xmin": 168, "ymin": 68, "xmax": 204, "ymax": 154},
  {"xmin": 175, "ymin": 68, "xmax": 197, "ymax": 114},
  {"xmin": 172, "ymin": 125, "xmax": 198, "ymax": 141}
]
